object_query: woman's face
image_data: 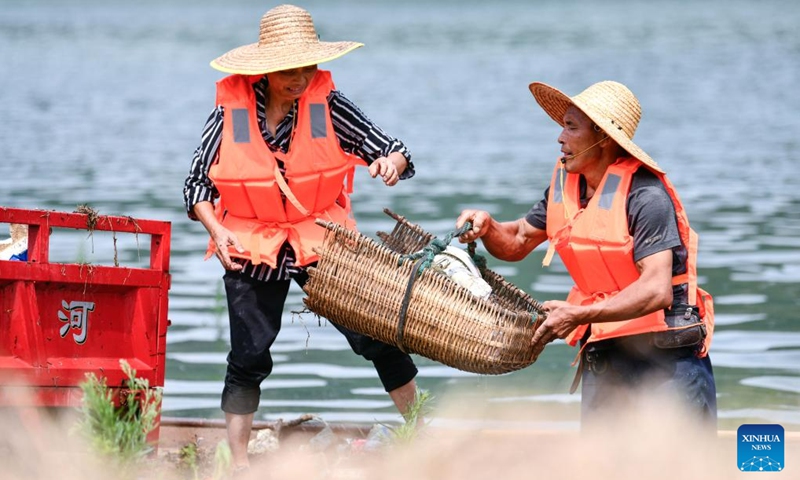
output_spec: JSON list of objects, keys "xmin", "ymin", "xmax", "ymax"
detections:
[{"xmin": 266, "ymin": 65, "xmax": 318, "ymax": 103}]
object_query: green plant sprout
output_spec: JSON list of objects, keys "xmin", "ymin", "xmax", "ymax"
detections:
[
  {"xmin": 386, "ymin": 389, "xmax": 433, "ymax": 444},
  {"xmin": 75, "ymin": 359, "xmax": 162, "ymax": 467}
]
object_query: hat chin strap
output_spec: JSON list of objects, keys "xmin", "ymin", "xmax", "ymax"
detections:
[{"xmin": 560, "ymin": 136, "xmax": 609, "ymax": 164}]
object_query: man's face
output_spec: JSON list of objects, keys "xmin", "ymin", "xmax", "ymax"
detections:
[
  {"xmin": 558, "ymin": 106, "xmax": 605, "ymax": 174},
  {"xmin": 266, "ymin": 64, "xmax": 318, "ymax": 102}
]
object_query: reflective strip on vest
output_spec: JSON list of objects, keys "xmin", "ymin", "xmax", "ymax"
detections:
[
  {"xmin": 552, "ymin": 169, "xmax": 564, "ymax": 204},
  {"xmin": 232, "ymin": 108, "xmax": 250, "ymax": 143},
  {"xmin": 598, "ymin": 173, "xmax": 620, "ymax": 210},
  {"xmin": 310, "ymin": 103, "xmax": 327, "ymax": 138}
]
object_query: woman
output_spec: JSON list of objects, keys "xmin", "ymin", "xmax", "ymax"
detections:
[{"xmin": 183, "ymin": 5, "xmax": 419, "ymax": 471}]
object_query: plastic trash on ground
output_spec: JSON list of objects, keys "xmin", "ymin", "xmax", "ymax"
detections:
[{"xmin": 0, "ymin": 224, "xmax": 27, "ymax": 261}]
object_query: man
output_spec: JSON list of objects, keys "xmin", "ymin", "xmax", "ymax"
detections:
[
  {"xmin": 456, "ymin": 80, "xmax": 716, "ymax": 427},
  {"xmin": 183, "ymin": 5, "xmax": 419, "ymax": 470}
]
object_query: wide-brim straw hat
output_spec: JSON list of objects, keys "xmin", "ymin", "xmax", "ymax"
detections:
[
  {"xmin": 210, "ymin": 4, "xmax": 363, "ymax": 75},
  {"xmin": 528, "ymin": 81, "xmax": 663, "ymax": 173}
]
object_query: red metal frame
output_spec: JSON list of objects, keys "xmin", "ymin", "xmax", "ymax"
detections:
[{"xmin": 0, "ymin": 207, "xmax": 171, "ymax": 442}]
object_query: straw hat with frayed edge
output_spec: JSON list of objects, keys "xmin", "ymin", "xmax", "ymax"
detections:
[
  {"xmin": 529, "ymin": 81, "xmax": 664, "ymax": 173},
  {"xmin": 210, "ymin": 4, "xmax": 363, "ymax": 75}
]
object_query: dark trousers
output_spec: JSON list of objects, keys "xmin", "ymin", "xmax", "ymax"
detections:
[
  {"xmin": 221, "ymin": 269, "xmax": 418, "ymax": 415},
  {"xmin": 580, "ymin": 334, "xmax": 717, "ymax": 430}
]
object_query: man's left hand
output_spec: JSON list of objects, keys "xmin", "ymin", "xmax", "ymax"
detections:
[{"xmin": 531, "ymin": 300, "xmax": 584, "ymax": 352}]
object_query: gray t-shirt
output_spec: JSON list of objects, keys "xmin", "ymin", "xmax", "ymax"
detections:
[{"xmin": 525, "ymin": 167, "xmax": 688, "ymax": 302}]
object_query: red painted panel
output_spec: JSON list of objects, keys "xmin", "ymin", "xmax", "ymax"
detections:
[{"xmin": 0, "ymin": 207, "xmax": 171, "ymax": 445}]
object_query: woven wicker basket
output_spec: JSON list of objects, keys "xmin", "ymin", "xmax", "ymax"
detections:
[{"xmin": 303, "ymin": 209, "xmax": 546, "ymax": 375}]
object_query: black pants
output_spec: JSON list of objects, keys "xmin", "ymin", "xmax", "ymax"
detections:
[{"xmin": 221, "ymin": 269, "xmax": 418, "ymax": 415}]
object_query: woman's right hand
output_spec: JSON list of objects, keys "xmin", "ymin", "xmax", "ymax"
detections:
[
  {"xmin": 455, "ymin": 209, "xmax": 492, "ymax": 244},
  {"xmin": 210, "ymin": 226, "xmax": 245, "ymax": 271},
  {"xmin": 192, "ymin": 201, "xmax": 245, "ymax": 271}
]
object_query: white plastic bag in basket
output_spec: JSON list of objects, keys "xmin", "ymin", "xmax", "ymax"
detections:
[{"xmin": 431, "ymin": 246, "xmax": 493, "ymax": 299}]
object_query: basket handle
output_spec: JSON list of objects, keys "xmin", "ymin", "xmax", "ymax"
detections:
[{"xmin": 396, "ymin": 255, "xmax": 427, "ymax": 352}]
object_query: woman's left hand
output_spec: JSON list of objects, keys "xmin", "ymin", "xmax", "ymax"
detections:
[{"xmin": 368, "ymin": 154, "xmax": 404, "ymax": 186}]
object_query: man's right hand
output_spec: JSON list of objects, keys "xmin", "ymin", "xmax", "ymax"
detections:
[
  {"xmin": 454, "ymin": 209, "xmax": 547, "ymax": 262},
  {"xmin": 456, "ymin": 209, "xmax": 492, "ymax": 244},
  {"xmin": 211, "ymin": 226, "xmax": 245, "ymax": 271}
]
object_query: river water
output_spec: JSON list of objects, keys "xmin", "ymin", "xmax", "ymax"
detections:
[{"xmin": 1, "ymin": 0, "xmax": 799, "ymax": 431}]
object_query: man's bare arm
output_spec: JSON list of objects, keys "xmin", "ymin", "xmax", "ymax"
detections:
[{"xmin": 456, "ymin": 210, "xmax": 547, "ymax": 261}]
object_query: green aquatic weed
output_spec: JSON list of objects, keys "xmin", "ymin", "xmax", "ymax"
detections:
[{"xmin": 75, "ymin": 359, "xmax": 162, "ymax": 467}]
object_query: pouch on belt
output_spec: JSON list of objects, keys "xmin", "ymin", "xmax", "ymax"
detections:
[{"xmin": 653, "ymin": 303, "xmax": 706, "ymax": 349}]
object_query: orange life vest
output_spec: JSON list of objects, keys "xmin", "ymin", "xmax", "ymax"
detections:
[
  {"xmin": 207, "ymin": 69, "xmax": 366, "ymax": 268},
  {"xmin": 544, "ymin": 157, "xmax": 714, "ymax": 356}
]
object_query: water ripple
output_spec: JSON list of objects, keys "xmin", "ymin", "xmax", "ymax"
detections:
[
  {"xmin": 740, "ymin": 376, "xmax": 800, "ymax": 394},
  {"xmin": 712, "ymin": 331, "xmax": 800, "ymax": 352}
]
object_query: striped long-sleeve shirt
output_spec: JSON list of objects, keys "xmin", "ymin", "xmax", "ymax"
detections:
[{"xmin": 183, "ymin": 76, "xmax": 414, "ymax": 281}]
